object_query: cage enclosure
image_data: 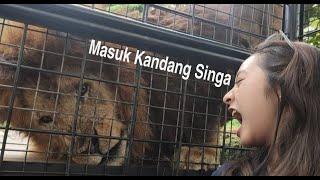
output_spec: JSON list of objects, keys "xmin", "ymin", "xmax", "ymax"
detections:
[{"xmin": 0, "ymin": 4, "xmax": 306, "ymax": 176}]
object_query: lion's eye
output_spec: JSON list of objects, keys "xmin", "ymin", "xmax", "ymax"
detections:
[
  {"xmin": 39, "ymin": 116, "xmax": 53, "ymax": 124},
  {"xmin": 80, "ymin": 83, "xmax": 89, "ymax": 96}
]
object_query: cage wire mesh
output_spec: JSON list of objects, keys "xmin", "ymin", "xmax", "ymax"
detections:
[
  {"xmin": 0, "ymin": 4, "xmax": 286, "ymax": 176},
  {"xmin": 80, "ymin": 4, "xmax": 284, "ymax": 50}
]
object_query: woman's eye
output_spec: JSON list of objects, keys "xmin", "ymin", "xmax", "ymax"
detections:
[
  {"xmin": 80, "ymin": 83, "xmax": 89, "ymax": 96},
  {"xmin": 235, "ymin": 79, "xmax": 243, "ymax": 85}
]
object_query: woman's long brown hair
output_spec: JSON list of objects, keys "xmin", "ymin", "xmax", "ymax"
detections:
[{"xmin": 221, "ymin": 40, "xmax": 320, "ymax": 176}]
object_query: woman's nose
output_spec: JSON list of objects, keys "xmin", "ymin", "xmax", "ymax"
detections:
[{"xmin": 223, "ymin": 89, "xmax": 234, "ymax": 105}]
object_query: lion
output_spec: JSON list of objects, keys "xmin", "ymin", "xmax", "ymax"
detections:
[
  {"xmin": 0, "ymin": 20, "xmax": 152, "ymax": 166},
  {"xmin": 0, "ymin": 16, "xmax": 226, "ymax": 171}
]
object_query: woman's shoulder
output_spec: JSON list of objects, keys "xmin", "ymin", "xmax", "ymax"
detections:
[{"xmin": 211, "ymin": 163, "xmax": 234, "ymax": 176}]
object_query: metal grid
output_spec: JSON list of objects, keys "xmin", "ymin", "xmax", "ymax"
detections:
[
  {"xmin": 80, "ymin": 4, "xmax": 284, "ymax": 50},
  {"xmin": 0, "ymin": 4, "xmax": 283, "ymax": 176},
  {"xmin": 298, "ymin": 4, "xmax": 320, "ymax": 48}
]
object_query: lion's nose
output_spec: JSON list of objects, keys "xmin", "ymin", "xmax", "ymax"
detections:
[{"xmin": 90, "ymin": 132, "xmax": 100, "ymax": 154}]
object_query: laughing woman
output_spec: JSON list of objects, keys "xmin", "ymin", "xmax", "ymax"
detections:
[{"xmin": 212, "ymin": 30, "xmax": 320, "ymax": 176}]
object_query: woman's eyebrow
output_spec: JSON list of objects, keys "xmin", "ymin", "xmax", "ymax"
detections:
[{"xmin": 236, "ymin": 70, "xmax": 247, "ymax": 78}]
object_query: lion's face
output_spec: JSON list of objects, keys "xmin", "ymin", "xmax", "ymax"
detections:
[{"xmin": 4, "ymin": 66, "xmax": 128, "ymax": 165}]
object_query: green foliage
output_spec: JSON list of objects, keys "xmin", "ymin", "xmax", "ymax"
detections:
[
  {"xmin": 224, "ymin": 119, "xmax": 241, "ymax": 147},
  {"xmin": 226, "ymin": 118, "xmax": 241, "ymax": 129},
  {"xmin": 219, "ymin": 119, "xmax": 241, "ymax": 148},
  {"xmin": 303, "ymin": 4, "xmax": 320, "ymax": 48},
  {"xmin": 109, "ymin": 4, "xmax": 144, "ymax": 13}
]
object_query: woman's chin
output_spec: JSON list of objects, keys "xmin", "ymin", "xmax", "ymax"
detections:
[{"xmin": 239, "ymin": 132, "xmax": 253, "ymax": 147}]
